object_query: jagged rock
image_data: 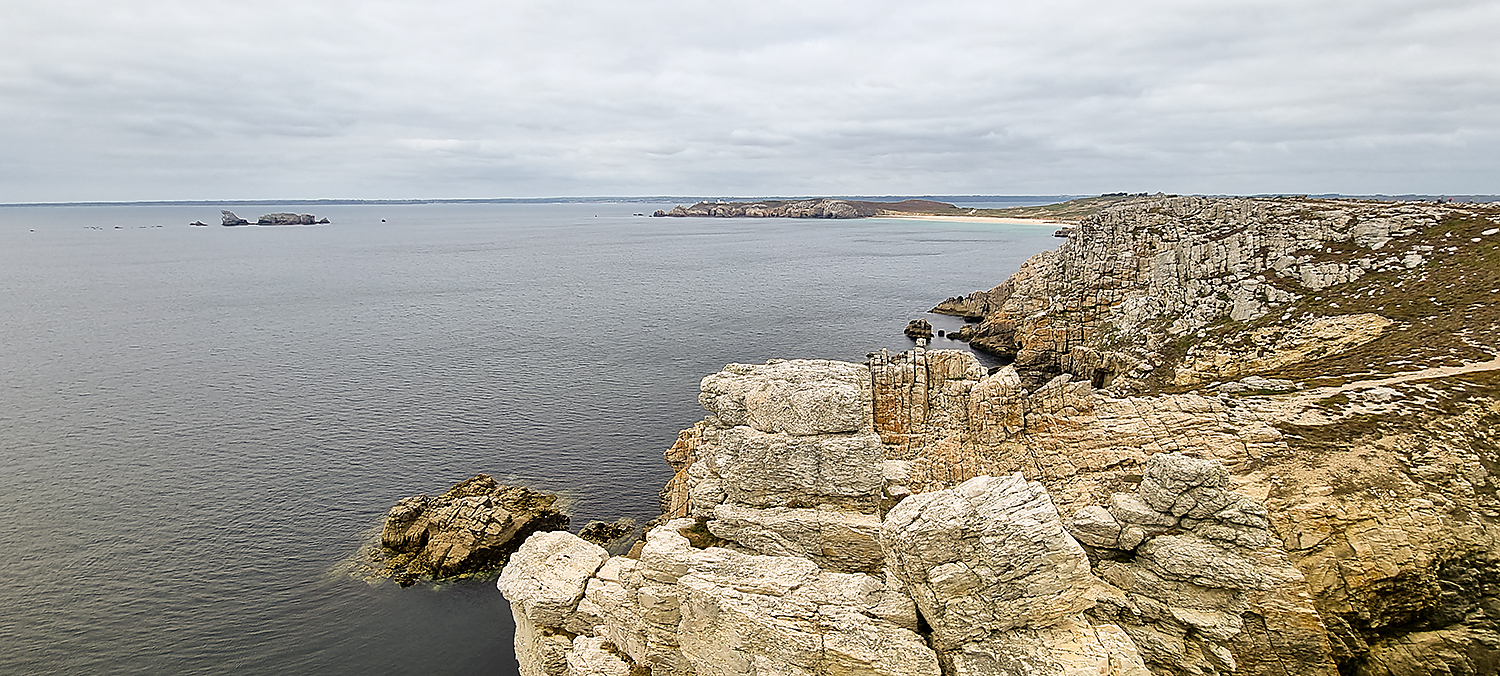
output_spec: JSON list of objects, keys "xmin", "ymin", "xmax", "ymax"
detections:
[
  {"xmin": 220, "ymin": 210, "xmax": 249, "ymax": 226},
  {"xmin": 880, "ymin": 474, "xmax": 1097, "ymax": 649},
  {"xmin": 943, "ymin": 616, "xmax": 1151, "ymax": 676},
  {"xmin": 540, "ymin": 521, "xmax": 937, "ymax": 676},
  {"xmin": 700, "ymin": 425, "xmax": 884, "ymax": 510},
  {"xmin": 706, "ymin": 502, "xmax": 884, "ymax": 573},
  {"xmin": 904, "ymin": 318, "xmax": 934, "ymax": 340},
  {"xmin": 577, "ymin": 519, "xmax": 635, "ymax": 548},
  {"xmin": 564, "ymin": 636, "xmax": 631, "ymax": 676},
  {"xmin": 498, "ymin": 531, "xmax": 609, "ymax": 629},
  {"xmin": 699, "ymin": 359, "xmax": 869, "ymax": 435},
  {"xmin": 256, "ymin": 212, "xmax": 319, "ymax": 225},
  {"xmin": 1066, "ymin": 505, "xmax": 1124, "ymax": 549},
  {"xmin": 377, "ymin": 474, "xmax": 567, "ymax": 584}
]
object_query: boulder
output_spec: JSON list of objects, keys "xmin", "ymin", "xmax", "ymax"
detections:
[
  {"xmin": 498, "ymin": 531, "xmax": 609, "ymax": 628},
  {"xmin": 904, "ymin": 318, "xmax": 934, "ymax": 340},
  {"xmin": 880, "ymin": 474, "xmax": 1096, "ymax": 649},
  {"xmin": 377, "ymin": 474, "xmax": 568, "ymax": 584},
  {"xmin": 701, "ymin": 425, "xmax": 884, "ymax": 510},
  {"xmin": 707, "ymin": 502, "xmax": 884, "ymax": 572},
  {"xmin": 698, "ymin": 359, "xmax": 869, "ymax": 435}
]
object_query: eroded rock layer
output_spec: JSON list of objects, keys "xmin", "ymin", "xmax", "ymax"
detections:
[{"xmin": 504, "ymin": 196, "xmax": 1500, "ymax": 676}]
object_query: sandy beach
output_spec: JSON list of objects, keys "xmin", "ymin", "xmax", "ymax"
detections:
[{"xmin": 876, "ymin": 213, "xmax": 1075, "ymax": 225}]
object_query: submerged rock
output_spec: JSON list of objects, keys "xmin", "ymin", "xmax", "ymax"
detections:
[
  {"xmin": 577, "ymin": 518, "xmax": 635, "ymax": 548},
  {"xmin": 376, "ymin": 474, "xmax": 568, "ymax": 585}
]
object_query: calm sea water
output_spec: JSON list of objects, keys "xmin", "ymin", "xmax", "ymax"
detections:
[{"xmin": 0, "ymin": 202, "xmax": 1060, "ymax": 676}]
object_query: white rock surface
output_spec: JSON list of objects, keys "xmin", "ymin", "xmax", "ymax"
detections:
[
  {"xmin": 498, "ymin": 531, "xmax": 610, "ymax": 628},
  {"xmin": 880, "ymin": 474, "xmax": 1096, "ymax": 649},
  {"xmin": 707, "ymin": 502, "xmax": 884, "ymax": 572},
  {"xmin": 703, "ymin": 425, "xmax": 884, "ymax": 509},
  {"xmin": 698, "ymin": 359, "xmax": 870, "ymax": 435}
]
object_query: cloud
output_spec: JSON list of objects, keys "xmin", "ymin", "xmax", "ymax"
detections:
[{"xmin": 1, "ymin": 0, "xmax": 1496, "ymax": 200}]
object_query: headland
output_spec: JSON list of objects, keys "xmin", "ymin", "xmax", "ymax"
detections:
[{"xmin": 494, "ymin": 194, "xmax": 1500, "ymax": 676}]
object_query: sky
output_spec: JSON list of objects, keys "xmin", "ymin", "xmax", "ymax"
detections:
[{"xmin": 1, "ymin": 0, "xmax": 1497, "ymax": 202}]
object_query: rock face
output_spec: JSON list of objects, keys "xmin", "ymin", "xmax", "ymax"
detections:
[
  {"xmin": 378, "ymin": 474, "xmax": 567, "ymax": 585},
  {"xmin": 503, "ymin": 358, "xmax": 1150, "ymax": 676},
  {"xmin": 504, "ymin": 195, "xmax": 1500, "ymax": 676},
  {"xmin": 257, "ymin": 212, "xmax": 323, "ymax": 225}
]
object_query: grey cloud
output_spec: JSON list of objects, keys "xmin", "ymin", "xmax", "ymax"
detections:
[{"xmin": 0, "ymin": 0, "xmax": 1496, "ymax": 200}]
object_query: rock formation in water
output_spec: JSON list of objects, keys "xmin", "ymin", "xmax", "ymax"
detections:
[
  {"xmin": 219, "ymin": 210, "xmax": 328, "ymax": 226},
  {"xmin": 904, "ymin": 318, "xmax": 934, "ymax": 340},
  {"xmin": 377, "ymin": 474, "xmax": 567, "ymax": 586},
  {"xmin": 256, "ymin": 212, "xmax": 328, "ymax": 225},
  {"xmin": 500, "ymin": 195, "xmax": 1500, "ymax": 676}
]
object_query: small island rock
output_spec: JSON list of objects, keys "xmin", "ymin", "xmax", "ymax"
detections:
[{"xmin": 377, "ymin": 474, "xmax": 568, "ymax": 585}]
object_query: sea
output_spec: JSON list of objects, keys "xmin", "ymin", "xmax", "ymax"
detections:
[{"xmin": 0, "ymin": 201, "xmax": 1062, "ymax": 676}]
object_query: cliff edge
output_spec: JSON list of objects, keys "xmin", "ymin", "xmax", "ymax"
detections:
[{"xmin": 501, "ymin": 196, "xmax": 1500, "ymax": 676}]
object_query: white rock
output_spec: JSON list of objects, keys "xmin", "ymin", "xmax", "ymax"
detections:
[
  {"xmin": 708, "ymin": 502, "xmax": 884, "ymax": 572},
  {"xmin": 566, "ymin": 636, "xmax": 632, "ymax": 676},
  {"xmin": 704, "ymin": 426, "xmax": 884, "ymax": 509},
  {"xmin": 1066, "ymin": 505, "xmax": 1123, "ymax": 549},
  {"xmin": 498, "ymin": 531, "xmax": 609, "ymax": 627},
  {"xmin": 698, "ymin": 359, "xmax": 870, "ymax": 435},
  {"xmin": 880, "ymin": 474, "xmax": 1097, "ymax": 649},
  {"xmin": 943, "ymin": 615, "xmax": 1152, "ymax": 676}
]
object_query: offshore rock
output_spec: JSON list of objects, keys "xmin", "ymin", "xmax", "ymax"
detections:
[
  {"xmin": 220, "ymin": 210, "xmax": 250, "ymax": 226},
  {"xmin": 904, "ymin": 318, "xmax": 934, "ymax": 340},
  {"xmin": 378, "ymin": 474, "xmax": 567, "ymax": 585},
  {"xmin": 256, "ymin": 212, "xmax": 321, "ymax": 225}
]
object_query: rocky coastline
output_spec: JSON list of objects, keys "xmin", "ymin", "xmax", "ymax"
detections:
[
  {"xmin": 497, "ymin": 195, "xmax": 1500, "ymax": 676},
  {"xmin": 652, "ymin": 198, "xmax": 970, "ymax": 219}
]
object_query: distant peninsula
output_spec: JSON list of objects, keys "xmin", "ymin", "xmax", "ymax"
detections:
[{"xmin": 651, "ymin": 194, "xmax": 1152, "ymax": 222}]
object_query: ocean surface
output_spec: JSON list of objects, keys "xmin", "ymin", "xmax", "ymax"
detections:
[{"xmin": 0, "ymin": 202, "xmax": 1061, "ymax": 676}]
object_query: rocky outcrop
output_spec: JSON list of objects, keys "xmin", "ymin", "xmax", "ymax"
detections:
[
  {"xmin": 219, "ymin": 210, "xmax": 329, "ymax": 226},
  {"xmin": 934, "ymin": 195, "xmax": 1496, "ymax": 391},
  {"xmin": 904, "ymin": 318, "xmax": 934, "ymax": 340},
  {"xmin": 376, "ymin": 474, "xmax": 567, "ymax": 585},
  {"xmin": 654, "ymin": 199, "xmax": 881, "ymax": 219},
  {"xmin": 503, "ymin": 195, "xmax": 1500, "ymax": 675},
  {"xmin": 256, "ymin": 212, "xmax": 327, "ymax": 225}
]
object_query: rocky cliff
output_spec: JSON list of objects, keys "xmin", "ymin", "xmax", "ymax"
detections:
[{"xmin": 500, "ymin": 196, "xmax": 1500, "ymax": 676}]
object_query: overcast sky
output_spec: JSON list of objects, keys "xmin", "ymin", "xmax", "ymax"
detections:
[{"xmin": 2, "ymin": 0, "xmax": 1496, "ymax": 201}]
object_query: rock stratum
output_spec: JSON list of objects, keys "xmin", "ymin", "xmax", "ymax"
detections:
[{"xmin": 500, "ymin": 196, "xmax": 1500, "ymax": 676}]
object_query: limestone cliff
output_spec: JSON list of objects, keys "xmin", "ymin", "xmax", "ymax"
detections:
[{"xmin": 501, "ymin": 195, "xmax": 1500, "ymax": 676}]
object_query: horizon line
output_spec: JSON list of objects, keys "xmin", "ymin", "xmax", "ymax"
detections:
[{"xmin": 3, "ymin": 192, "xmax": 1496, "ymax": 208}]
